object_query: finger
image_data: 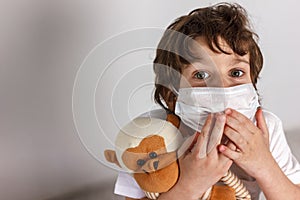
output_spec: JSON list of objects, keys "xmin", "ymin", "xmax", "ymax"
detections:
[
  {"xmin": 188, "ymin": 132, "xmax": 200, "ymax": 152},
  {"xmin": 223, "ymin": 125, "xmax": 247, "ymax": 152},
  {"xmin": 207, "ymin": 113, "xmax": 226, "ymax": 155},
  {"xmin": 225, "ymin": 108, "xmax": 258, "ymax": 135},
  {"xmin": 192, "ymin": 114, "xmax": 213, "ymax": 158},
  {"xmin": 217, "ymin": 145, "xmax": 234, "ymax": 169},
  {"xmin": 211, "ymin": 113, "xmax": 226, "ymax": 144},
  {"xmin": 177, "ymin": 132, "xmax": 199, "ymax": 158},
  {"xmin": 226, "ymin": 140, "xmax": 237, "ymax": 151},
  {"xmin": 219, "ymin": 144, "xmax": 241, "ymax": 161},
  {"xmin": 225, "ymin": 108, "xmax": 245, "ymax": 121},
  {"xmin": 201, "ymin": 114, "xmax": 213, "ymax": 135},
  {"xmin": 219, "ymin": 153, "xmax": 233, "ymax": 170},
  {"xmin": 255, "ymin": 108, "xmax": 269, "ymax": 138},
  {"xmin": 219, "ymin": 139, "xmax": 238, "ymax": 165}
]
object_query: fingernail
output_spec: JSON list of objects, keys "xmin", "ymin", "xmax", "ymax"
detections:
[
  {"xmin": 225, "ymin": 108, "xmax": 231, "ymax": 115},
  {"xmin": 217, "ymin": 114, "xmax": 226, "ymax": 122},
  {"xmin": 219, "ymin": 145, "xmax": 226, "ymax": 152},
  {"xmin": 257, "ymin": 106, "xmax": 262, "ymax": 111}
]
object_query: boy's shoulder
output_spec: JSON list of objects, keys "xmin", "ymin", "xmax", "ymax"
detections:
[
  {"xmin": 262, "ymin": 109, "xmax": 281, "ymax": 122},
  {"xmin": 262, "ymin": 109, "xmax": 283, "ymax": 132}
]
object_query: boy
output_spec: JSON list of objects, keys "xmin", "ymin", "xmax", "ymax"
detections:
[{"xmin": 115, "ymin": 3, "xmax": 300, "ymax": 199}]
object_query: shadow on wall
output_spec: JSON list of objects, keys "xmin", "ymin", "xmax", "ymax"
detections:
[
  {"xmin": 286, "ymin": 129, "xmax": 300, "ymax": 161},
  {"xmin": 45, "ymin": 178, "xmax": 123, "ymax": 200}
]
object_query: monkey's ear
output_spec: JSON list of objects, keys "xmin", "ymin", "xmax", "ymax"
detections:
[{"xmin": 104, "ymin": 150, "xmax": 121, "ymax": 167}]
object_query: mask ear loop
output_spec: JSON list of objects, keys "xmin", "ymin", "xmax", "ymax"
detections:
[{"xmin": 169, "ymin": 84, "xmax": 179, "ymax": 97}]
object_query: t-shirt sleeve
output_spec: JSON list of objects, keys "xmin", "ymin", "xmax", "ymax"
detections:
[
  {"xmin": 114, "ymin": 171, "xmax": 146, "ymax": 199},
  {"xmin": 266, "ymin": 111, "xmax": 300, "ymax": 184}
]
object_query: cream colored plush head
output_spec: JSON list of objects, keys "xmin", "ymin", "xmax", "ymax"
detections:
[{"xmin": 105, "ymin": 117, "xmax": 184, "ymax": 172}]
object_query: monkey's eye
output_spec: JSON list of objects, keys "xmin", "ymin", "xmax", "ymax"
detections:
[
  {"xmin": 137, "ymin": 159, "xmax": 146, "ymax": 166},
  {"xmin": 149, "ymin": 152, "xmax": 157, "ymax": 159}
]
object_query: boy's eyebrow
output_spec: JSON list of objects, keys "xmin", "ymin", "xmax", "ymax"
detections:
[{"xmin": 229, "ymin": 58, "xmax": 250, "ymax": 66}]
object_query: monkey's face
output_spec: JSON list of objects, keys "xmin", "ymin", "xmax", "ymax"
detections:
[{"xmin": 122, "ymin": 135, "xmax": 179, "ymax": 193}]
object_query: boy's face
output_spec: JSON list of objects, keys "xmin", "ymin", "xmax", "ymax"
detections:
[{"xmin": 180, "ymin": 37, "xmax": 252, "ymax": 88}]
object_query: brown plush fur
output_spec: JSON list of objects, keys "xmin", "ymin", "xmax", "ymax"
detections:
[
  {"xmin": 123, "ymin": 135, "xmax": 179, "ymax": 193},
  {"xmin": 133, "ymin": 161, "xmax": 179, "ymax": 193},
  {"xmin": 210, "ymin": 185, "xmax": 236, "ymax": 200}
]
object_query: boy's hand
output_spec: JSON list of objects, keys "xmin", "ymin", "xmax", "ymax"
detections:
[
  {"xmin": 175, "ymin": 114, "xmax": 232, "ymax": 199},
  {"xmin": 219, "ymin": 108, "xmax": 274, "ymax": 178}
]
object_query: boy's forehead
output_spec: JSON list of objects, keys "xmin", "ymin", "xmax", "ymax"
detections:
[
  {"xmin": 192, "ymin": 36, "xmax": 234, "ymax": 55},
  {"xmin": 187, "ymin": 37, "xmax": 250, "ymax": 67},
  {"xmin": 185, "ymin": 37, "xmax": 215, "ymax": 67}
]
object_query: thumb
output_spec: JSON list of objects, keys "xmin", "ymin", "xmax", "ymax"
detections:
[{"xmin": 255, "ymin": 107, "xmax": 269, "ymax": 138}]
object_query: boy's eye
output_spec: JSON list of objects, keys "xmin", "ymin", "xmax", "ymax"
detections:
[
  {"xmin": 230, "ymin": 69, "xmax": 244, "ymax": 77},
  {"xmin": 194, "ymin": 71, "xmax": 209, "ymax": 80}
]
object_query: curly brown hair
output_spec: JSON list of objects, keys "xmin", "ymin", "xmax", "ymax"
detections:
[{"xmin": 153, "ymin": 2, "xmax": 263, "ymax": 113}]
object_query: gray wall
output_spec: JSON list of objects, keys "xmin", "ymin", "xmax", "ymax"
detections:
[{"xmin": 1, "ymin": 0, "xmax": 299, "ymax": 200}]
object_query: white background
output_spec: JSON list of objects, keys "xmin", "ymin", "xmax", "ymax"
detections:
[{"xmin": 1, "ymin": 0, "xmax": 299, "ymax": 199}]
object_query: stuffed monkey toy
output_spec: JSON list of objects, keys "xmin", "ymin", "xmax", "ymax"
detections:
[{"xmin": 105, "ymin": 114, "xmax": 251, "ymax": 200}]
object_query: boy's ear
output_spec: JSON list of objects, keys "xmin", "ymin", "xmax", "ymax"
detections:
[
  {"xmin": 104, "ymin": 150, "xmax": 121, "ymax": 167},
  {"xmin": 165, "ymin": 89, "xmax": 176, "ymax": 111}
]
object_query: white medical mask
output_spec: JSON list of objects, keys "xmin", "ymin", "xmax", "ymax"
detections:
[{"xmin": 175, "ymin": 83, "xmax": 260, "ymax": 133}]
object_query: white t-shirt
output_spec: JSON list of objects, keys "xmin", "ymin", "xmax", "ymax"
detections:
[{"xmin": 114, "ymin": 109, "xmax": 300, "ymax": 200}]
